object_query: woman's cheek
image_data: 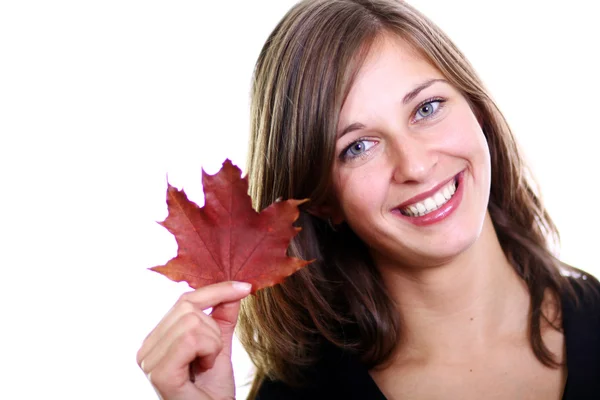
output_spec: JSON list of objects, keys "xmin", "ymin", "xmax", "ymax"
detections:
[
  {"xmin": 338, "ymin": 168, "xmax": 387, "ymax": 216},
  {"xmin": 438, "ymin": 111, "xmax": 486, "ymax": 160}
]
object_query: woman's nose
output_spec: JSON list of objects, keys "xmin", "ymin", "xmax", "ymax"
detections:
[{"xmin": 391, "ymin": 137, "xmax": 438, "ymax": 184}]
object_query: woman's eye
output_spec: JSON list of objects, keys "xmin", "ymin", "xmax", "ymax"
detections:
[
  {"xmin": 414, "ymin": 100, "xmax": 443, "ymax": 121},
  {"xmin": 342, "ymin": 139, "xmax": 376, "ymax": 159}
]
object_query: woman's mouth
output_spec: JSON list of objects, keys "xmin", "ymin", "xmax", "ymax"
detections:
[
  {"xmin": 400, "ymin": 177, "xmax": 458, "ymax": 217},
  {"xmin": 393, "ymin": 171, "xmax": 465, "ymax": 226}
]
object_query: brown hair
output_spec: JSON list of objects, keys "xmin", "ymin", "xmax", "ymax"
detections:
[{"xmin": 238, "ymin": 0, "xmax": 574, "ymax": 395}]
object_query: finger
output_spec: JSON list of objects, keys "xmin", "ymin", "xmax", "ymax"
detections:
[
  {"xmin": 203, "ymin": 300, "xmax": 242, "ymax": 360},
  {"xmin": 138, "ymin": 298, "xmax": 219, "ymax": 365},
  {"xmin": 210, "ymin": 300, "xmax": 242, "ymax": 337},
  {"xmin": 140, "ymin": 312, "xmax": 221, "ymax": 374},
  {"xmin": 153, "ymin": 281, "xmax": 249, "ymax": 340},
  {"xmin": 178, "ymin": 281, "xmax": 252, "ymax": 311},
  {"xmin": 137, "ymin": 281, "xmax": 250, "ymax": 366},
  {"xmin": 147, "ymin": 327, "xmax": 224, "ymax": 399}
]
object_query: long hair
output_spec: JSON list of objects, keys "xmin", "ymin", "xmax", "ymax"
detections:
[{"xmin": 238, "ymin": 0, "xmax": 573, "ymax": 395}]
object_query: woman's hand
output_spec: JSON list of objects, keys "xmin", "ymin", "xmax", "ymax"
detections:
[{"xmin": 137, "ymin": 281, "xmax": 252, "ymax": 400}]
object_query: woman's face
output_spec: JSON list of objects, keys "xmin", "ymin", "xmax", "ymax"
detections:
[{"xmin": 331, "ymin": 35, "xmax": 491, "ymax": 268}]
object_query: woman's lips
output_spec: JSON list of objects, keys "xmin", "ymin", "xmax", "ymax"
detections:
[
  {"xmin": 396, "ymin": 174, "xmax": 458, "ymax": 209},
  {"xmin": 393, "ymin": 171, "xmax": 465, "ymax": 226}
]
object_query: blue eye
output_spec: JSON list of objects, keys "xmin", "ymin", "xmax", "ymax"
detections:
[
  {"xmin": 414, "ymin": 100, "xmax": 443, "ymax": 121},
  {"xmin": 342, "ymin": 139, "xmax": 376, "ymax": 160}
]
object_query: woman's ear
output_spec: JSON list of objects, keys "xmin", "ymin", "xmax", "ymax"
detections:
[{"xmin": 306, "ymin": 204, "xmax": 344, "ymax": 225}]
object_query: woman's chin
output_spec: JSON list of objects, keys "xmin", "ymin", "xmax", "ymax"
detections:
[{"xmin": 375, "ymin": 231, "xmax": 481, "ymax": 269}]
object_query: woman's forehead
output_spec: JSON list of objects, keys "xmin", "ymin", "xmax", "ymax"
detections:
[{"xmin": 338, "ymin": 36, "xmax": 444, "ymax": 126}]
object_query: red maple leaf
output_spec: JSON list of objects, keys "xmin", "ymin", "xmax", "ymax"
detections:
[{"xmin": 150, "ymin": 159, "xmax": 312, "ymax": 293}]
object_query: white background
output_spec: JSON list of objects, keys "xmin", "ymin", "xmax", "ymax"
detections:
[{"xmin": 0, "ymin": 1, "xmax": 598, "ymax": 399}]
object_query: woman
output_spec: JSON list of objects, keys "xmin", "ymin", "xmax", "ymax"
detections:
[{"xmin": 136, "ymin": 0, "xmax": 600, "ymax": 398}]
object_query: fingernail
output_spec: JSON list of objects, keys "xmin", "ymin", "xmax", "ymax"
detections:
[{"xmin": 232, "ymin": 281, "xmax": 252, "ymax": 291}]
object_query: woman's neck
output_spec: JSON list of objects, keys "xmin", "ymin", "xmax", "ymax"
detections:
[{"xmin": 374, "ymin": 213, "xmax": 531, "ymax": 362}]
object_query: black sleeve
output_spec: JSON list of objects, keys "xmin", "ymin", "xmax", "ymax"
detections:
[
  {"xmin": 253, "ymin": 378, "xmax": 325, "ymax": 400},
  {"xmin": 251, "ymin": 347, "xmax": 385, "ymax": 400},
  {"xmin": 254, "ymin": 379, "xmax": 297, "ymax": 400},
  {"xmin": 561, "ymin": 273, "xmax": 600, "ymax": 399}
]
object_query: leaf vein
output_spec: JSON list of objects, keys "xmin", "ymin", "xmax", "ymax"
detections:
[
  {"xmin": 231, "ymin": 230, "xmax": 269, "ymax": 279},
  {"xmin": 172, "ymin": 193, "xmax": 221, "ymax": 271}
]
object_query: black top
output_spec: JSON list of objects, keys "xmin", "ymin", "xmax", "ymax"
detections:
[{"xmin": 255, "ymin": 275, "xmax": 600, "ymax": 399}]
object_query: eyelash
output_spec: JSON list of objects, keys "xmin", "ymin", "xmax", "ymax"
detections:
[
  {"xmin": 339, "ymin": 97, "xmax": 447, "ymax": 161},
  {"xmin": 339, "ymin": 137, "xmax": 376, "ymax": 161},
  {"xmin": 412, "ymin": 97, "xmax": 446, "ymax": 123}
]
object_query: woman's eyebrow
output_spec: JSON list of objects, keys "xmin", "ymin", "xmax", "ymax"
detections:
[
  {"xmin": 337, "ymin": 122, "xmax": 366, "ymax": 139},
  {"xmin": 337, "ymin": 78, "xmax": 447, "ymax": 139},
  {"xmin": 402, "ymin": 78, "xmax": 447, "ymax": 105}
]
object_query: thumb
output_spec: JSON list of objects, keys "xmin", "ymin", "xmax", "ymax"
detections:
[{"xmin": 210, "ymin": 299, "xmax": 243, "ymax": 350}]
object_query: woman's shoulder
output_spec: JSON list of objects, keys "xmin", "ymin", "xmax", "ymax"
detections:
[
  {"xmin": 560, "ymin": 269, "xmax": 600, "ymax": 398},
  {"xmin": 560, "ymin": 269, "xmax": 600, "ymax": 338},
  {"xmin": 561, "ymin": 269, "xmax": 600, "ymax": 317},
  {"xmin": 254, "ymin": 378, "xmax": 317, "ymax": 400},
  {"xmin": 253, "ymin": 366, "xmax": 335, "ymax": 400},
  {"xmin": 253, "ymin": 343, "xmax": 383, "ymax": 400},
  {"xmin": 253, "ymin": 345, "xmax": 337, "ymax": 400},
  {"xmin": 253, "ymin": 349, "xmax": 343, "ymax": 400}
]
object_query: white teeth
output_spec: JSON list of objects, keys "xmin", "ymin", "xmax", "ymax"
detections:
[
  {"xmin": 442, "ymin": 187, "xmax": 451, "ymax": 200},
  {"xmin": 424, "ymin": 198, "xmax": 436, "ymax": 211},
  {"xmin": 401, "ymin": 178, "xmax": 458, "ymax": 217},
  {"xmin": 434, "ymin": 193, "xmax": 446, "ymax": 206}
]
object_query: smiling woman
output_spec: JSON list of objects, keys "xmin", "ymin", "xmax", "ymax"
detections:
[
  {"xmin": 136, "ymin": 0, "xmax": 600, "ymax": 399},
  {"xmin": 329, "ymin": 39, "xmax": 491, "ymax": 260}
]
